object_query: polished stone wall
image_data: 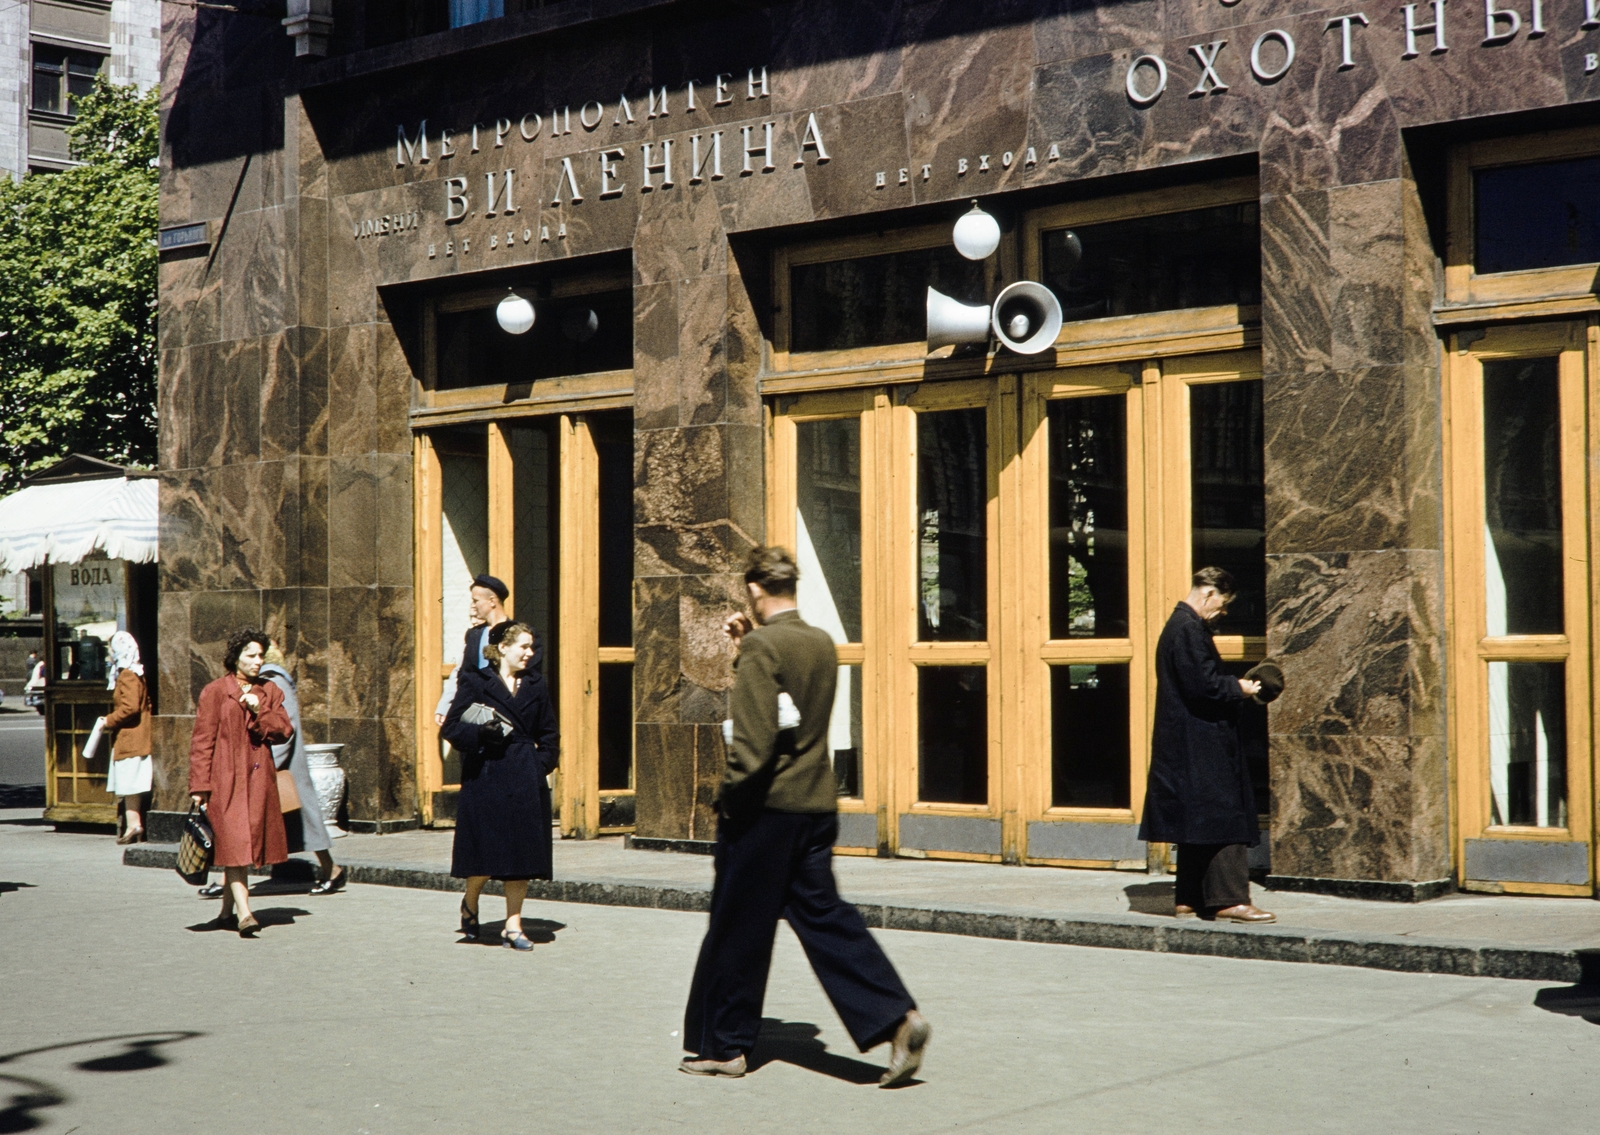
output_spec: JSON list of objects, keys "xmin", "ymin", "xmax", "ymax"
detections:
[
  {"xmin": 158, "ymin": 1, "xmax": 1599, "ymax": 876},
  {"xmin": 155, "ymin": 12, "xmax": 417, "ymax": 827}
]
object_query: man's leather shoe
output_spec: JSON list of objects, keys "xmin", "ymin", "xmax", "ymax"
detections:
[
  {"xmin": 1208, "ymin": 903, "xmax": 1276, "ymax": 923},
  {"xmin": 679, "ymin": 1054, "xmax": 746, "ymax": 1077},
  {"xmin": 1173, "ymin": 904, "xmax": 1198, "ymax": 919},
  {"xmin": 879, "ymin": 1010, "xmax": 931, "ymax": 1087}
]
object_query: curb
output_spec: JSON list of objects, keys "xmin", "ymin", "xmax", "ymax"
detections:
[{"xmin": 124, "ymin": 844, "xmax": 1598, "ymax": 984}]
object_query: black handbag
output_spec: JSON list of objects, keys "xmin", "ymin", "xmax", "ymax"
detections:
[{"xmin": 176, "ymin": 804, "xmax": 215, "ymax": 886}]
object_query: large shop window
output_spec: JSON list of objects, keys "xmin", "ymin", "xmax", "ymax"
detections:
[{"xmin": 1446, "ymin": 323, "xmax": 1594, "ymax": 894}]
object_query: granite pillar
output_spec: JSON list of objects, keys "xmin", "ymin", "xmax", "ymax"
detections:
[{"xmin": 1259, "ymin": 102, "xmax": 1450, "ymax": 896}]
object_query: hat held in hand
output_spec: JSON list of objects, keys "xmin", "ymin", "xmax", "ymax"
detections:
[{"xmin": 1243, "ymin": 660, "xmax": 1284, "ymax": 705}]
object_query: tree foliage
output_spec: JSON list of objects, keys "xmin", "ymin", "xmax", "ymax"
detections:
[{"xmin": 0, "ymin": 76, "xmax": 159, "ymax": 493}]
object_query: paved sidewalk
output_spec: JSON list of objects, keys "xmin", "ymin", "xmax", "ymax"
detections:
[
  {"xmin": 11, "ymin": 815, "xmax": 1600, "ymax": 1134},
  {"xmin": 105, "ymin": 815, "xmax": 1600, "ymax": 983}
]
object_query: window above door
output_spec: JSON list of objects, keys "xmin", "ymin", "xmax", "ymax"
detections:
[{"xmin": 1443, "ymin": 127, "xmax": 1600, "ymax": 323}]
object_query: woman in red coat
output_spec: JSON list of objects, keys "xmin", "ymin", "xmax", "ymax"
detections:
[{"xmin": 188, "ymin": 628, "xmax": 293, "ymax": 936}]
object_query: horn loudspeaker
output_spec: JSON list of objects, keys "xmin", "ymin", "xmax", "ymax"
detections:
[
  {"xmin": 991, "ymin": 280, "xmax": 1062, "ymax": 355},
  {"xmin": 925, "ymin": 287, "xmax": 991, "ymax": 351}
]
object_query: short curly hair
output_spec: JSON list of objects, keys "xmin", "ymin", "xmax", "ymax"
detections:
[
  {"xmin": 483, "ymin": 622, "xmax": 535, "ymax": 668},
  {"xmin": 224, "ymin": 628, "xmax": 270, "ymax": 674}
]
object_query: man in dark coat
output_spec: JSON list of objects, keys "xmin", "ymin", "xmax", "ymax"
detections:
[
  {"xmin": 680, "ymin": 546, "xmax": 930, "ymax": 1086},
  {"xmin": 1138, "ymin": 567, "xmax": 1276, "ymax": 923}
]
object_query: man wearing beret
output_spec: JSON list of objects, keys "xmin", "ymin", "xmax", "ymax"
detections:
[
  {"xmin": 1138, "ymin": 567, "xmax": 1277, "ymax": 923},
  {"xmin": 435, "ymin": 574, "xmax": 540, "ymax": 725}
]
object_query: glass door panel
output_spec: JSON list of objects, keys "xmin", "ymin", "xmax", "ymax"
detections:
[
  {"xmin": 771, "ymin": 392, "xmax": 880, "ymax": 847},
  {"xmin": 917, "ymin": 409, "xmax": 987, "ymax": 642},
  {"xmin": 794, "ymin": 416, "xmax": 869, "ymax": 802},
  {"xmin": 1048, "ymin": 395, "xmax": 1129, "ymax": 640},
  {"xmin": 1482, "ymin": 357, "xmax": 1564, "ymax": 636},
  {"xmin": 913, "ymin": 403, "xmax": 991, "ymax": 814},
  {"xmin": 1189, "ymin": 379, "xmax": 1266, "ymax": 637}
]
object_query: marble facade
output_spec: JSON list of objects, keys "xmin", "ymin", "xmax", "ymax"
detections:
[{"xmin": 156, "ymin": 1, "xmax": 1597, "ymax": 884}]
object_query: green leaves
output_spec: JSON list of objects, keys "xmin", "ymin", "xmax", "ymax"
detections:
[{"xmin": 0, "ymin": 75, "xmax": 158, "ymax": 493}]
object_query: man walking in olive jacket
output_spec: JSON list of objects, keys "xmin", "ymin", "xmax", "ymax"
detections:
[{"xmin": 681, "ymin": 546, "xmax": 930, "ymax": 1086}]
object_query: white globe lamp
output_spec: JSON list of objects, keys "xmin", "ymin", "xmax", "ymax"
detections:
[
  {"xmin": 496, "ymin": 290, "xmax": 535, "ymax": 335},
  {"xmin": 952, "ymin": 200, "xmax": 1001, "ymax": 261}
]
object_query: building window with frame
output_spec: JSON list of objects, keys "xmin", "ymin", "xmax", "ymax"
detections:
[{"xmin": 32, "ymin": 47, "xmax": 103, "ymax": 116}]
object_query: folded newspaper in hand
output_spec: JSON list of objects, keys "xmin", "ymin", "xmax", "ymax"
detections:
[
  {"xmin": 720, "ymin": 692, "xmax": 801, "ymax": 746},
  {"xmin": 82, "ymin": 716, "xmax": 108, "ymax": 762}
]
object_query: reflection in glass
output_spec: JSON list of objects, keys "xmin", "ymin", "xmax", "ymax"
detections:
[
  {"xmin": 594, "ymin": 411, "xmax": 635, "ymax": 648},
  {"xmin": 1041, "ymin": 204, "xmax": 1260, "ymax": 322},
  {"xmin": 1050, "ymin": 664, "xmax": 1130, "ymax": 808},
  {"xmin": 1048, "ymin": 396, "xmax": 1129, "ymax": 639},
  {"xmin": 1475, "ymin": 158, "xmax": 1600, "ymax": 274},
  {"xmin": 918, "ymin": 666, "xmax": 987, "ymax": 805},
  {"xmin": 918, "ymin": 409, "xmax": 987, "ymax": 641},
  {"xmin": 1483, "ymin": 358, "xmax": 1564, "ymax": 636},
  {"xmin": 831, "ymin": 664, "xmax": 865, "ymax": 798},
  {"xmin": 450, "ymin": 0, "xmax": 503, "ymax": 27},
  {"xmin": 790, "ymin": 246, "xmax": 986, "ymax": 352},
  {"xmin": 795, "ymin": 418, "xmax": 862, "ymax": 644},
  {"xmin": 52, "ymin": 559, "xmax": 125, "ymax": 684},
  {"xmin": 1488, "ymin": 662, "xmax": 1567, "ymax": 828},
  {"xmin": 437, "ymin": 426, "xmax": 489, "ymax": 666},
  {"xmin": 1190, "ymin": 381, "xmax": 1266, "ymax": 636},
  {"xmin": 598, "ymin": 663, "xmax": 634, "ymax": 791},
  {"xmin": 508, "ymin": 422, "xmax": 557, "ymax": 681}
]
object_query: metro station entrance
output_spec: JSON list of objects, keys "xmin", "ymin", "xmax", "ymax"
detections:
[{"xmin": 766, "ymin": 179, "xmax": 1267, "ymax": 865}]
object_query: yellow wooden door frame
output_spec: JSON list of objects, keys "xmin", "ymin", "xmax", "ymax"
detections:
[
  {"xmin": 1016, "ymin": 364, "xmax": 1149, "ymax": 863},
  {"xmin": 1444, "ymin": 321, "xmax": 1595, "ymax": 895},
  {"xmin": 413, "ymin": 432, "xmax": 445, "ymax": 827},
  {"xmin": 889, "ymin": 378, "xmax": 1010, "ymax": 862}
]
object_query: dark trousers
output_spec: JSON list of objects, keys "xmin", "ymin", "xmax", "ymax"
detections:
[
  {"xmin": 683, "ymin": 810, "xmax": 916, "ymax": 1061},
  {"xmin": 1175, "ymin": 842, "xmax": 1250, "ymax": 911}
]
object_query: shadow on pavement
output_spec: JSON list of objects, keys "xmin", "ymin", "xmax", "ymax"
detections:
[
  {"xmin": 0, "ymin": 883, "xmax": 35, "ymax": 895},
  {"xmin": 0, "ymin": 1072, "xmax": 64, "ymax": 1133},
  {"xmin": 747, "ymin": 1019, "xmax": 886, "ymax": 1085},
  {"xmin": 465, "ymin": 917, "xmax": 566, "ymax": 945},
  {"xmin": 186, "ymin": 907, "xmax": 311, "ymax": 933},
  {"xmin": 0, "ymin": 1032, "xmax": 203, "ymax": 1130},
  {"xmin": 1534, "ymin": 985, "xmax": 1600, "ymax": 1025},
  {"xmin": 1124, "ymin": 880, "xmax": 1179, "ymax": 916}
]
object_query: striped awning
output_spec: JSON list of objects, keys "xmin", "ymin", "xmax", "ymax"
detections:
[{"xmin": 0, "ymin": 476, "xmax": 159, "ymax": 571}]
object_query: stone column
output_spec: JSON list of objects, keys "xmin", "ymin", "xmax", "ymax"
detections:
[
  {"xmin": 1258, "ymin": 56, "xmax": 1450, "ymax": 896},
  {"xmin": 630, "ymin": 196, "xmax": 764, "ymax": 842}
]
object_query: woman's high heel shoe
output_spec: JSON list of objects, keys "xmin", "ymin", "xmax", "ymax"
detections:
[
  {"xmin": 501, "ymin": 927, "xmax": 534, "ymax": 951},
  {"xmin": 459, "ymin": 899, "xmax": 480, "ymax": 938}
]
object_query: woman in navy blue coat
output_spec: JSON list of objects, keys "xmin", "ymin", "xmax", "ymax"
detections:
[{"xmin": 441, "ymin": 621, "xmax": 559, "ymax": 950}]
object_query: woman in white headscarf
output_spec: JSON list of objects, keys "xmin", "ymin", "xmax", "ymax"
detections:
[{"xmin": 102, "ymin": 631, "xmax": 153, "ymax": 844}]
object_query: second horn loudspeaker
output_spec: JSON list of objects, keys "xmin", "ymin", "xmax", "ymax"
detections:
[{"xmin": 925, "ymin": 287, "xmax": 991, "ymax": 351}]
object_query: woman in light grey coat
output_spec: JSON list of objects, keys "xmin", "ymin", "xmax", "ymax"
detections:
[{"xmin": 262, "ymin": 644, "xmax": 346, "ymax": 895}]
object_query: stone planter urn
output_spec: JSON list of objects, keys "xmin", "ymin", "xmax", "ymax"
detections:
[{"xmin": 304, "ymin": 743, "xmax": 348, "ymax": 838}]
